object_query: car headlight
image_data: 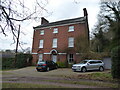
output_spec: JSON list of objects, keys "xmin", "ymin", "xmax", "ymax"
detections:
[{"xmin": 77, "ymin": 66, "xmax": 81, "ymax": 69}]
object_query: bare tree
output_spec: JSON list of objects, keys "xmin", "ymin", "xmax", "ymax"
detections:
[
  {"xmin": 0, "ymin": 0, "xmax": 49, "ymax": 45},
  {"xmin": 0, "ymin": 0, "xmax": 50, "ymax": 67}
]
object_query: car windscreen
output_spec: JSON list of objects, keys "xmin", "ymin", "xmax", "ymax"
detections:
[
  {"xmin": 37, "ymin": 61, "xmax": 46, "ymax": 65},
  {"xmin": 80, "ymin": 61, "xmax": 88, "ymax": 64}
]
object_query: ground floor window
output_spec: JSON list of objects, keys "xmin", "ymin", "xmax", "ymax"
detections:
[
  {"xmin": 38, "ymin": 54, "xmax": 43, "ymax": 62},
  {"xmin": 68, "ymin": 54, "xmax": 74, "ymax": 63}
]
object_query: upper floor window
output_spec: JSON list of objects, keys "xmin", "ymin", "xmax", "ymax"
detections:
[
  {"xmin": 52, "ymin": 38, "xmax": 57, "ymax": 48},
  {"xmin": 53, "ymin": 28, "xmax": 58, "ymax": 33},
  {"xmin": 40, "ymin": 30, "xmax": 44, "ymax": 35},
  {"xmin": 68, "ymin": 26, "xmax": 74, "ymax": 32},
  {"xmin": 39, "ymin": 40, "xmax": 44, "ymax": 48},
  {"xmin": 68, "ymin": 37, "xmax": 74, "ymax": 47}
]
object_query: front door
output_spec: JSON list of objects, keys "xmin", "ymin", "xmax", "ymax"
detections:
[
  {"xmin": 38, "ymin": 54, "xmax": 43, "ymax": 62},
  {"xmin": 52, "ymin": 55, "xmax": 57, "ymax": 63}
]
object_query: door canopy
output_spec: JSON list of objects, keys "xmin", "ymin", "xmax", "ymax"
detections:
[{"xmin": 50, "ymin": 49, "xmax": 57, "ymax": 55}]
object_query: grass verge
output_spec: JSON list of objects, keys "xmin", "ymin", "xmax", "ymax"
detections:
[
  {"xmin": 43, "ymin": 79, "xmax": 118, "ymax": 88},
  {"xmin": 77, "ymin": 71, "xmax": 117, "ymax": 82},
  {"xmin": 2, "ymin": 83, "xmax": 67, "ymax": 88},
  {"xmin": 50, "ymin": 70, "xmax": 117, "ymax": 83}
]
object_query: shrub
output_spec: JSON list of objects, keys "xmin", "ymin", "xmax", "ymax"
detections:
[
  {"xmin": 15, "ymin": 53, "xmax": 32, "ymax": 68},
  {"xmin": 79, "ymin": 51, "xmax": 111, "ymax": 60},
  {"xmin": 111, "ymin": 46, "xmax": 120, "ymax": 79},
  {"xmin": 57, "ymin": 61, "xmax": 74, "ymax": 68},
  {"xmin": 2, "ymin": 53, "xmax": 32, "ymax": 69},
  {"xmin": 2, "ymin": 58, "xmax": 14, "ymax": 69},
  {"xmin": 68, "ymin": 63, "xmax": 73, "ymax": 68},
  {"xmin": 56, "ymin": 62, "xmax": 66, "ymax": 68},
  {"xmin": 80, "ymin": 51, "xmax": 103, "ymax": 60}
]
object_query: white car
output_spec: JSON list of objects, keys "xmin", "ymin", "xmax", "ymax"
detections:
[{"xmin": 72, "ymin": 60, "xmax": 104, "ymax": 72}]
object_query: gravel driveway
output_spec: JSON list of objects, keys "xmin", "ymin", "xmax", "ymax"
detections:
[{"xmin": 2, "ymin": 66, "xmax": 115, "ymax": 88}]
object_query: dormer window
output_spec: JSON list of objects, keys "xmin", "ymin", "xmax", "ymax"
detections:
[
  {"xmin": 40, "ymin": 30, "xmax": 44, "ymax": 35},
  {"xmin": 68, "ymin": 26, "xmax": 74, "ymax": 32},
  {"xmin": 53, "ymin": 28, "xmax": 58, "ymax": 33}
]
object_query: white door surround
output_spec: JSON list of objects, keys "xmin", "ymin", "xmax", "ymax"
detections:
[{"xmin": 50, "ymin": 49, "xmax": 57, "ymax": 63}]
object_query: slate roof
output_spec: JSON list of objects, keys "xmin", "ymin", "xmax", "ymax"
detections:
[{"xmin": 33, "ymin": 17, "xmax": 86, "ymax": 29}]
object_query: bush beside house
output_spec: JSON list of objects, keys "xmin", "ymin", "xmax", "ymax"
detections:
[
  {"xmin": 111, "ymin": 46, "xmax": 120, "ymax": 79},
  {"xmin": 56, "ymin": 51, "xmax": 111, "ymax": 68},
  {"xmin": 15, "ymin": 53, "xmax": 32, "ymax": 68},
  {"xmin": 57, "ymin": 62, "xmax": 66, "ymax": 68}
]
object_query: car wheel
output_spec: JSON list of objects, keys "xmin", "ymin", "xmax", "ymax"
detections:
[
  {"xmin": 99, "ymin": 66, "xmax": 104, "ymax": 71},
  {"xmin": 81, "ymin": 67, "xmax": 87, "ymax": 72},
  {"xmin": 47, "ymin": 67, "xmax": 50, "ymax": 71},
  {"xmin": 55, "ymin": 65, "xmax": 58, "ymax": 69}
]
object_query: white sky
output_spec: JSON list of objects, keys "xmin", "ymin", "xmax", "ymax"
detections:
[{"xmin": 0, "ymin": 0, "xmax": 101, "ymax": 51}]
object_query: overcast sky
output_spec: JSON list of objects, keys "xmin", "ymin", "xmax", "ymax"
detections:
[{"xmin": 0, "ymin": 0, "xmax": 101, "ymax": 51}]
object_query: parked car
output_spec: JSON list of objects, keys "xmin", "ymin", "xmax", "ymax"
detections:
[
  {"xmin": 72, "ymin": 60, "xmax": 104, "ymax": 72},
  {"xmin": 36, "ymin": 61, "xmax": 58, "ymax": 72}
]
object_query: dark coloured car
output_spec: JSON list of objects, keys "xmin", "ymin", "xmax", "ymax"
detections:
[{"xmin": 36, "ymin": 61, "xmax": 58, "ymax": 72}]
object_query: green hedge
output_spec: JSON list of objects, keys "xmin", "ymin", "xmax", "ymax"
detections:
[
  {"xmin": 2, "ymin": 53, "xmax": 32, "ymax": 70},
  {"xmin": 80, "ymin": 51, "xmax": 102, "ymax": 60},
  {"xmin": 15, "ymin": 53, "xmax": 32, "ymax": 68},
  {"xmin": 56, "ymin": 62, "xmax": 74, "ymax": 68},
  {"xmin": 2, "ymin": 58, "xmax": 14, "ymax": 69},
  {"xmin": 111, "ymin": 46, "xmax": 120, "ymax": 79},
  {"xmin": 57, "ymin": 62, "xmax": 66, "ymax": 68}
]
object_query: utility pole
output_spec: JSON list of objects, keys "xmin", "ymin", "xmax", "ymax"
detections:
[{"xmin": 14, "ymin": 25, "xmax": 21, "ymax": 66}]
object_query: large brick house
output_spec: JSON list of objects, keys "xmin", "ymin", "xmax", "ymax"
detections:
[{"xmin": 32, "ymin": 8, "xmax": 89, "ymax": 65}]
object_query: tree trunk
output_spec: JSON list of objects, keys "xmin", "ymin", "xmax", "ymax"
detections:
[{"xmin": 14, "ymin": 25, "xmax": 20, "ymax": 67}]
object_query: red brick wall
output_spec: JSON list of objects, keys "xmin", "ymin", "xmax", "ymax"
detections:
[
  {"xmin": 32, "ymin": 54, "xmax": 38, "ymax": 65},
  {"xmin": 58, "ymin": 54, "xmax": 67, "ymax": 62},
  {"xmin": 43, "ymin": 54, "xmax": 51, "ymax": 60},
  {"xmin": 32, "ymin": 23, "xmax": 88, "ymax": 64},
  {"xmin": 32, "ymin": 23, "xmax": 86, "ymax": 52}
]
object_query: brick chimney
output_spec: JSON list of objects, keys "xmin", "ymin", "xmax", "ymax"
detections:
[
  {"xmin": 83, "ymin": 8, "xmax": 89, "ymax": 47},
  {"xmin": 41, "ymin": 17, "xmax": 49, "ymax": 25},
  {"xmin": 83, "ymin": 8, "xmax": 88, "ymax": 17}
]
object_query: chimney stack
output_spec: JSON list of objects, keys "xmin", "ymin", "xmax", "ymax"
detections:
[
  {"xmin": 83, "ymin": 8, "xmax": 89, "ymax": 47},
  {"xmin": 83, "ymin": 8, "xmax": 88, "ymax": 17},
  {"xmin": 41, "ymin": 17, "xmax": 49, "ymax": 25}
]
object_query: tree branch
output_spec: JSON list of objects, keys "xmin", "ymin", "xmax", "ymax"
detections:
[{"xmin": 0, "ymin": 25, "xmax": 7, "ymax": 36}]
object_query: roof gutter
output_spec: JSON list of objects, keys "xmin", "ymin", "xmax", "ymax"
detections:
[{"xmin": 33, "ymin": 21, "xmax": 85, "ymax": 30}]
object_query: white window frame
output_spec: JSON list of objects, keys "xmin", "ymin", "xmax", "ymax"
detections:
[
  {"xmin": 53, "ymin": 28, "xmax": 58, "ymax": 33},
  {"xmin": 68, "ymin": 37, "xmax": 74, "ymax": 47},
  {"xmin": 52, "ymin": 38, "xmax": 57, "ymax": 48},
  {"xmin": 68, "ymin": 26, "xmax": 74, "ymax": 32},
  {"xmin": 68, "ymin": 54, "xmax": 74, "ymax": 64},
  {"xmin": 38, "ymin": 54, "xmax": 43, "ymax": 62},
  {"xmin": 40, "ymin": 30, "xmax": 44, "ymax": 35},
  {"xmin": 39, "ymin": 40, "xmax": 44, "ymax": 48}
]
